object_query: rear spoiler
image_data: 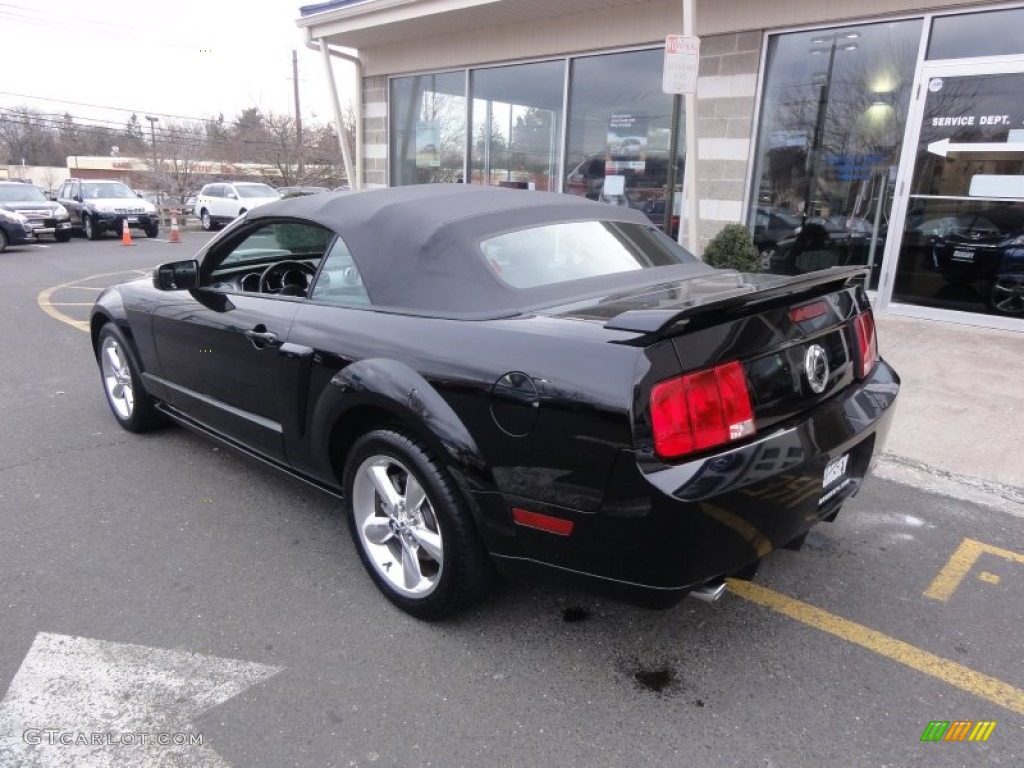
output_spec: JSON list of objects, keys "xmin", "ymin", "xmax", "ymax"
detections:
[{"xmin": 604, "ymin": 266, "xmax": 869, "ymax": 334}]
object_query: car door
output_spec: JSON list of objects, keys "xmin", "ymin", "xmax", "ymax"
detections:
[{"xmin": 149, "ymin": 219, "xmax": 331, "ymax": 461}]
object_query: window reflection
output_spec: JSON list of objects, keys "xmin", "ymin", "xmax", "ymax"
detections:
[
  {"xmin": 390, "ymin": 72, "xmax": 467, "ymax": 185},
  {"xmin": 470, "ymin": 61, "xmax": 565, "ymax": 191},
  {"xmin": 564, "ymin": 50, "xmax": 684, "ymax": 236},
  {"xmin": 749, "ymin": 19, "xmax": 921, "ymax": 286}
]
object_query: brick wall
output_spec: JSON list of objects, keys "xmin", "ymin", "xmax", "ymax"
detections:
[
  {"xmin": 695, "ymin": 31, "xmax": 762, "ymax": 249},
  {"xmin": 362, "ymin": 75, "xmax": 388, "ymax": 188}
]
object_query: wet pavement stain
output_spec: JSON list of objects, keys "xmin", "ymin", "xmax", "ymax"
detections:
[
  {"xmin": 633, "ymin": 665, "xmax": 676, "ymax": 693},
  {"xmin": 562, "ymin": 606, "xmax": 590, "ymax": 623}
]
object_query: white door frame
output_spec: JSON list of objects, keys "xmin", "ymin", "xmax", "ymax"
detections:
[{"xmin": 877, "ymin": 55, "xmax": 1024, "ymax": 331}]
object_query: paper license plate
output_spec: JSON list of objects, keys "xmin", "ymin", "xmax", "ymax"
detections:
[
  {"xmin": 126, "ymin": 217, "xmax": 139, "ymax": 224},
  {"xmin": 823, "ymin": 453, "xmax": 849, "ymax": 488},
  {"xmin": 952, "ymin": 249, "xmax": 975, "ymax": 262}
]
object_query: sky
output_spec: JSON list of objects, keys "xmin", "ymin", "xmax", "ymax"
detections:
[{"xmin": 0, "ymin": 0, "xmax": 355, "ymax": 134}]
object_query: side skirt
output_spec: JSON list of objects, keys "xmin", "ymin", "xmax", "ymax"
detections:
[{"xmin": 154, "ymin": 402, "xmax": 345, "ymax": 500}]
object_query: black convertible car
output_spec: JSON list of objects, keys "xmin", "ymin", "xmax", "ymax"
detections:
[{"xmin": 90, "ymin": 185, "xmax": 899, "ymax": 619}]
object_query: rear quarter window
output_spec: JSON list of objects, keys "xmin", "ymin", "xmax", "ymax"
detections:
[{"xmin": 480, "ymin": 220, "xmax": 694, "ymax": 289}]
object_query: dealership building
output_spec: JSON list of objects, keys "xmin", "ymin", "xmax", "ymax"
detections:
[{"xmin": 297, "ymin": 0, "xmax": 1024, "ymax": 329}]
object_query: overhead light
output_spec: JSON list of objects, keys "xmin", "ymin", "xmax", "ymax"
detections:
[
  {"xmin": 843, "ymin": 31, "xmax": 861, "ymax": 39},
  {"xmin": 841, "ymin": 43, "xmax": 859, "ymax": 51}
]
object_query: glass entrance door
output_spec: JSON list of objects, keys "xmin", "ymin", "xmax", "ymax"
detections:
[{"xmin": 885, "ymin": 60, "xmax": 1024, "ymax": 323}]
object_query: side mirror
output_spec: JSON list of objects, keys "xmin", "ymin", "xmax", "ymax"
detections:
[
  {"xmin": 227, "ymin": 193, "xmax": 238, "ymax": 200},
  {"xmin": 74, "ymin": 195, "xmax": 83, "ymax": 202},
  {"xmin": 154, "ymin": 260, "xmax": 199, "ymax": 291}
]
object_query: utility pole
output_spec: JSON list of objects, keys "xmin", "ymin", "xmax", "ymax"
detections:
[
  {"xmin": 293, "ymin": 50, "xmax": 304, "ymax": 177},
  {"xmin": 144, "ymin": 115, "xmax": 159, "ymax": 199}
]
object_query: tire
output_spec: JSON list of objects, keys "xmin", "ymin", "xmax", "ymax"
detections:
[
  {"xmin": 84, "ymin": 214, "xmax": 100, "ymax": 240},
  {"xmin": 343, "ymin": 429, "xmax": 491, "ymax": 620},
  {"xmin": 96, "ymin": 324, "xmax": 162, "ymax": 433},
  {"xmin": 0, "ymin": 228, "xmax": 7, "ymax": 253},
  {"xmin": 989, "ymin": 275, "xmax": 1024, "ymax": 315},
  {"xmin": 54, "ymin": 230, "xmax": 70, "ymax": 243},
  {"xmin": 145, "ymin": 222, "xmax": 159, "ymax": 239},
  {"xmin": 200, "ymin": 209, "xmax": 213, "ymax": 231}
]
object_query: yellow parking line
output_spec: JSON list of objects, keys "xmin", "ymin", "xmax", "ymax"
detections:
[
  {"xmin": 728, "ymin": 578, "xmax": 1024, "ymax": 716},
  {"xmin": 39, "ymin": 302, "xmax": 96, "ymax": 306},
  {"xmin": 924, "ymin": 538, "xmax": 1024, "ymax": 602},
  {"xmin": 36, "ymin": 270, "xmax": 148, "ymax": 334}
]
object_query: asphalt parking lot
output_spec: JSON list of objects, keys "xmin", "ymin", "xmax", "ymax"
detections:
[{"xmin": 0, "ymin": 233, "xmax": 1021, "ymax": 767}]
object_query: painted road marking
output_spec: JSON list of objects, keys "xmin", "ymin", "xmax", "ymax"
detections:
[
  {"xmin": 923, "ymin": 538, "xmax": 1024, "ymax": 602},
  {"xmin": 728, "ymin": 578, "xmax": 1024, "ymax": 716},
  {"xmin": 0, "ymin": 632, "xmax": 281, "ymax": 767},
  {"xmin": 37, "ymin": 270, "xmax": 148, "ymax": 333}
]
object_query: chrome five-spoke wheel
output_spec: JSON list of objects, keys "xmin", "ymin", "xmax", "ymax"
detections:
[
  {"xmin": 100, "ymin": 334, "xmax": 135, "ymax": 420},
  {"xmin": 343, "ymin": 429, "xmax": 491, "ymax": 619},
  {"xmin": 351, "ymin": 454, "xmax": 444, "ymax": 597},
  {"xmin": 95, "ymin": 324, "xmax": 160, "ymax": 433}
]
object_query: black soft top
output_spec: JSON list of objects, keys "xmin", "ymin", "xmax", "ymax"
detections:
[{"xmin": 248, "ymin": 184, "xmax": 708, "ymax": 316}]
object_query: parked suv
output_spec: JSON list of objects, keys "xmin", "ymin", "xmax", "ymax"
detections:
[
  {"xmin": 56, "ymin": 178, "xmax": 159, "ymax": 240},
  {"xmin": 0, "ymin": 181, "xmax": 71, "ymax": 245},
  {"xmin": 194, "ymin": 182, "xmax": 281, "ymax": 230}
]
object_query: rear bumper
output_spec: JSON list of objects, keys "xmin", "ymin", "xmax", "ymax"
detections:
[{"xmin": 484, "ymin": 359, "xmax": 900, "ymax": 604}]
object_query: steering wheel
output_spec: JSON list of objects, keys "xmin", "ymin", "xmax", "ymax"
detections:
[{"xmin": 258, "ymin": 260, "xmax": 317, "ymax": 296}]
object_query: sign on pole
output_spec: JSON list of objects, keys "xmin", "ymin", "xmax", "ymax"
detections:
[{"xmin": 663, "ymin": 35, "xmax": 700, "ymax": 95}]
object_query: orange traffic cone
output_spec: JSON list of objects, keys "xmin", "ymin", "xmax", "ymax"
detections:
[
  {"xmin": 169, "ymin": 213, "xmax": 181, "ymax": 243},
  {"xmin": 121, "ymin": 219, "xmax": 134, "ymax": 246}
]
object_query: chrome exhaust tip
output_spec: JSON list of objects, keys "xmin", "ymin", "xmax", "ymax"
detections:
[{"xmin": 688, "ymin": 580, "xmax": 728, "ymax": 606}]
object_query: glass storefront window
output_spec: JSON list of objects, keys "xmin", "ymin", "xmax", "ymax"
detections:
[
  {"xmin": 390, "ymin": 72, "xmax": 466, "ymax": 186},
  {"xmin": 469, "ymin": 61, "xmax": 565, "ymax": 192},
  {"xmin": 893, "ymin": 71, "xmax": 1024, "ymax": 318},
  {"xmin": 564, "ymin": 49, "xmax": 684, "ymax": 236},
  {"xmin": 749, "ymin": 19, "xmax": 922, "ymax": 286}
]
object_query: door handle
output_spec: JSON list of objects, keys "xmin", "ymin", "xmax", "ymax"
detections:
[{"xmin": 245, "ymin": 328, "xmax": 279, "ymax": 348}]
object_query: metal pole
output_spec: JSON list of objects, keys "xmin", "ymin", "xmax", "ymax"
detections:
[
  {"xmin": 319, "ymin": 40, "xmax": 355, "ymax": 190},
  {"xmin": 144, "ymin": 115, "xmax": 159, "ymax": 199},
  {"xmin": 804, "ymin": 38, "xmax": 836, "ymax": 222},
  {"xmin": 664, "ymin": 94, "xmax": 681, "ymax": 237},
  {"xmin": 682, "ymin": 0, "xmax": 699, "ymax": 254},
  {"xmin": 293, "ymin": 50, "xmax": 304, "ymax": 178}
]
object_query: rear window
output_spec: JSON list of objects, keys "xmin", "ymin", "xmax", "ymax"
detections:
[{"xmin": 480, "ymin": 220, "xmax": 694, "ymax": 289}]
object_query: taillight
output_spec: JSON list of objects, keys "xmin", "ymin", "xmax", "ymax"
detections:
[
  {"xmin": 853, "ymin": 310, "xmax": 878, "ymax": 379},
  {"xmin": 650, "ymin": 360, "xmax": 755, "ymax": 460}
]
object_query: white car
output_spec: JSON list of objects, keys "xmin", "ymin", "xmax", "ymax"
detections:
[{"xmin": 194, "ymin": 182, "xmax": 282, "ymax": 231}]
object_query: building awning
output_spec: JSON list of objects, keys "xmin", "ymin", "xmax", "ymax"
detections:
[{"xmin": 297, "ymin": 0, "xmax": 631, "ymax": 50}]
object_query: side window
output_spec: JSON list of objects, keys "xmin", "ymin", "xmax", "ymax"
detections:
[
  {"xmin": 310, "ymin": 236, "xmax": 370, "ymax": 306},
  {"xmin": 208, "ymin": 185, "xmax": 223, "ymax": 198},
  {"xmin": 204, "ymin": 221, "xmax": 335, "ymax": 297}
]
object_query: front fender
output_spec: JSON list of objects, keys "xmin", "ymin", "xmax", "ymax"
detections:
[
  {"xmin": 308, "ymin": 357, "xmax": 494, "ymax": 494},
  {"xmin": 90, "ymin": 288, "xmax": 129, "ymax": 354}
]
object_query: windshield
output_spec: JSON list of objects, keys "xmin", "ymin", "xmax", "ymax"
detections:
[
  {"xmin": 480, "ymin": 221, "xmax": 694, "ymax": 289},
  {"xmin": 0, "ymin": 185, "xmax": 46, "ymax": 202},
  {"xmin": 85, "ymin": 182, "xmax": 137, "ymax": 199},
  {"xmin": 237, "ymin": 184, "xmax": 280, "ymax": 199}
]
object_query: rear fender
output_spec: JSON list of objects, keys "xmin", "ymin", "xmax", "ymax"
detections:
[{"xmin": 309, "ymin": 358, "xmax": 493, "ymax": 495}]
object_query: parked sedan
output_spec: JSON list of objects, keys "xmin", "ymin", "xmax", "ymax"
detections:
[
  {"xmin": 0, "ymin": 181, "xmax": 72, "ymax": 243},
  {"xmin": 89, "ymin": 185, "xmax": 898, "ymax": 619},
  {"xmin": 928, "ymin": 211, "xmax": 1024, "ymax": 315}
]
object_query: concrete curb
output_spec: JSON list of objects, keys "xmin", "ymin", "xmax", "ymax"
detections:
[{"xmin": 875, "ymin": 452, "xmax": 1024, "ymax": 518}]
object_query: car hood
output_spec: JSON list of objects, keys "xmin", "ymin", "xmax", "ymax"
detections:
[
  {"xmin": 87, "ymin": 196, "xmax": 156, "ymax": 209},
  {"xmin": 0, "ymin": 201, "xmax": 65, "ymax": 214}
]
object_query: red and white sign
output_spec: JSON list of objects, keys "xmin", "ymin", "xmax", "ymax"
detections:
[{"xmin": 663, "ymin": 35, "xmax": 700, "ymax": 95}]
